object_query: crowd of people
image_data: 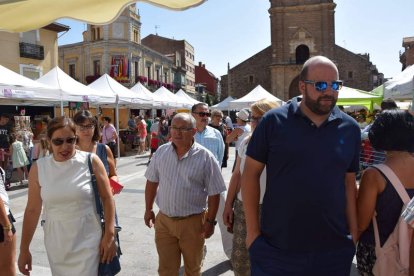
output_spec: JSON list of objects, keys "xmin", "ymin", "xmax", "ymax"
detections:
[{"xmin": 1, "ymin": 55, "xmax": 414, "ymax": 275}]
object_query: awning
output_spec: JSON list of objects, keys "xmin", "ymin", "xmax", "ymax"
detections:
[{"xmin": 0, "ymin": 0, "xmax": 206, "ymax": 32}]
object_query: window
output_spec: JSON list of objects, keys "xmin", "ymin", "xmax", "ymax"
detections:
[
  {"xmin": 295, "ymin": 45, "xmax": 310, "ymax": 64},
  {"xmin": 20, "ymin": 64, "xmax": 41, "ymax": 80},
  {"xmin": 93, "ymin": 60, "xmax": 100, "ymax": 76},
  {"xmin": 21, "ymin": 30, "xmax": 38, "ymax": 44},
  {"xmin": 91, "ymin": 26, "xmax": 101, "ymax": 41},
  {"xmin": 348, "ymin": 71, "xmax": 353, "ymax": 79},
  {"xmin": 248, "ymin": 75, "xmax": 254, "ymax": 84},
  {"xmin": 133, "ymin": 29, "xmax": 139, "ymax": 43},
  {"xmin": 147, "ymin": 66, "xmax": 151, "ymax": 79},
  {"xmin": 69, "ymin": 64, "xmax": 76, "ymax": 79},
  {"xmin": 134, "ymin": 61, "xmax": 139, "ymax": 77}
]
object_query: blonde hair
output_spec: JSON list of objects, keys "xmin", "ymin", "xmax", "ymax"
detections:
[{"xmin": 250, "ymin": 99, "xmax": 279, "ymax": 116}]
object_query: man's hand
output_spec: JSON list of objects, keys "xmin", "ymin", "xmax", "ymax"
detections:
[
  {"xmin": 202, "ymin": 221, "xmax": 215, "ymax": 239},
  {"xmin": 144, "ymin": 210, "xmax": 155, "ymax": 228}
]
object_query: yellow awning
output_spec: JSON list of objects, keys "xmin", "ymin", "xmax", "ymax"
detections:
[{"xmin": 0, "ymin": 0, "xmax": 206, "ymax": 32}]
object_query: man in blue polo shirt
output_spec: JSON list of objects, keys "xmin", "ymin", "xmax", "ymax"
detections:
[{"xmin": 242, "ymin": 56, "xmax": 360, "ymax": 275}]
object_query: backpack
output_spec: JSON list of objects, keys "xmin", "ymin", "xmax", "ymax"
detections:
[{"xmin": 371, "ymin": 164, "xmax": 412, "ymax": 276}]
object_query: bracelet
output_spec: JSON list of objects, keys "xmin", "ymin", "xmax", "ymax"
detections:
[
  {"xmin": 3, "ymin": 224, "xmax": 12, "ymax": 231},
  {"xmin": 206, "ymin": 218, "xmax": 217, "ymax": 226}
]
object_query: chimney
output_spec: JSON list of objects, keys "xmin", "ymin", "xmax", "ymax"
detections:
[{"xmin": 198, "ymin": 61, "xmax": 202, "ymax": 67}]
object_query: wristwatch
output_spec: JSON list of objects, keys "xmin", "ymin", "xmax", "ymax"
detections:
[
  {"xmin": 3, "ymin": 224, "xmax": 12, "ymax": 231},
  {"xmin": 206, "ymin": 218, "xmax": 217, "ymax": 226}
]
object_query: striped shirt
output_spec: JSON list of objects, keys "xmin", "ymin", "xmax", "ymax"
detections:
[
  {"xmin": 145, "ymin": 141, "xmax": 226, "ymax": 217},
  {"xmin": 194, "ymin": 126, "xmax": 225, "ymax": 166}
]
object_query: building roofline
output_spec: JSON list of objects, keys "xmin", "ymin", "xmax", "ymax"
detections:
[{"xmin": 42, "ymin": 22, "xmax": 70, "ymax": 33}]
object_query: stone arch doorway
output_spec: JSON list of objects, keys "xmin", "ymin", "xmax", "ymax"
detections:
[
  {"xmin": 296, "ymin": 45, "xmax": 310, "ymax": 64},
  {"xmin": 288, "ymin": 75, "xmax": 301, "ymax": 99}
]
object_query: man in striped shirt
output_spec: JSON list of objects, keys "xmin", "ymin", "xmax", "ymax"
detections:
[
  {"xmin": 144, "ymin": 112, "xmax": 226, "ymax": 276},
  {"xmin": 192, "ymin": 103, "xmax": 232, "ymax": 260}
]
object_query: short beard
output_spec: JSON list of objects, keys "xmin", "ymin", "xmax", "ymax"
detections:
[{"xmin": 303, "ymin": 87, "xmax": 337, "ymax": 115}]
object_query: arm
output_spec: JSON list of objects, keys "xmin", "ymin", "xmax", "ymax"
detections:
[
  {"xmin": 92, "ymin": 155, "xmax": 116, "ymax": 263},
  {"xmin": 0, "ymin": 191, "xmax": 12, "ymax": 244},
  {"xmin": 223, "ymin": 155, "xmax": 242, "ymax": 230},
  {"xmin": 203, "ymin": 194, "xmax": 220, "ymax": 239},
  {"xmin": 111, "ymin": 125, "xmax": 118, "ymax": 141},
  {"xmin": 345, "ymin": 172, "xmax": 358, "ymax": 243},
  {"xmin": 144, "ymin": 180, "xmax": 158, "ymax": 228},
  {"xmin": 226, "ymin": 128, "xmax": 242, "ymax": 144},
  {"xmin": 105, "ymin": 145, "xmax": 118, "ymax": 182},
  {"xmin": 18, "ymin": 163, "xmax": 42, "ymax": 275},
  {"xmin": 241, "ymin": 156, "xmax": 265, "ymax": 248},
  {"xmin": 356, "ymin": 168, "xmax": 384, "ymax": 241}
]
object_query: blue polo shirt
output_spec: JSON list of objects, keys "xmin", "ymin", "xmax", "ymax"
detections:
[{"xmin": 247, "ymin": 97, "xmax": 361, "ymax": 252}]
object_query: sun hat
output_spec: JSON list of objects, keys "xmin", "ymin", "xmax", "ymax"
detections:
[{"xmin": 236, "ymin": 108, "xmax": 250, "ymax": 122}]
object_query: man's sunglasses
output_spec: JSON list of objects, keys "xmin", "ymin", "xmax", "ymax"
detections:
[
  {"xmin": 51, "ymin": 136, "xmax": 77, "ymax": 146},
  {"xmin": 192, "ymin": 112, "xmax": 211, "ymax": 117},
  {"xmin": 304, "ymin": 80, "xmax": 343, "ymax": 92}
]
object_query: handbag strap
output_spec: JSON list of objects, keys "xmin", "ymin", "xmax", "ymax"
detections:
[
  {"xmin": 88, "ymin": 153, "xmax": 104, "ymax": 222},
  {"xmin": 371, "ymin": 163, "xmax": 411, "ymax": 248}
]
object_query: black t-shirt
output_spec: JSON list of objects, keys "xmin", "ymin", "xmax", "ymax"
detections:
[{"xmin": 0, "ymin": 124, "xmax": 11, "ymax": 149}]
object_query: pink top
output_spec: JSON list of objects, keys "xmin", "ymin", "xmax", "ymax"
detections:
[{"xmin": 102, "ymin": 124, "xmax": 116, "ymax": 144}]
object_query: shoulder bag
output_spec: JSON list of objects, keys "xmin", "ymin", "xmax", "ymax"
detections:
[{"xmin": 88, "ymin": 154, "xmax": 121, "ymax": 276}]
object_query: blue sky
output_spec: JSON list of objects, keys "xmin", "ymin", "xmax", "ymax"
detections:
[{"xmin": 58, "ymin": 0, "xmax": 414, "ymax": 82}]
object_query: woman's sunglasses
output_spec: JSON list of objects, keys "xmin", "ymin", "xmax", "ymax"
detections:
[
  {"xmin": 304, "ymin": 80, "xmax": 343, "ymax": 92},
  {"xmin": 51, "ymin": 136, "xmax": 77, "ymax": 146}
]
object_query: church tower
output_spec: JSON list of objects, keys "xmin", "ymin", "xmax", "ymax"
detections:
[{"xmin": 269, "ymin": 0, "xmax": 336, "ymax": 99}]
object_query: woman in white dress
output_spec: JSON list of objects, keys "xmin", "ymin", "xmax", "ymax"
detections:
[{"xmin": 18, "ymin": 117, "xmax": 116, "ymax": 275}]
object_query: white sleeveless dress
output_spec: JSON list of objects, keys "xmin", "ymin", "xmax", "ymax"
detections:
[{"xmin": 37, "ymin": 150, "xmax": 101, "ymax": 275}]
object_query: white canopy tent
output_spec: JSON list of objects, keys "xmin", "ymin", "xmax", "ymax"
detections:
[
  {"xmin": 175, "ymin": 89, "xmax": 200, "ymax": 107},
  {"xmin": 37, "ymin": 67, "xmax": 113, "ymax": 114},
  {"xmin": 0, "ymin": 64, "xmax": 61, "ymax": 104},
  {"xmin": 130, "ymin": 82, "xmax": 164, "ymax": 108},
  {"xmin": 211, "ymin": 96, "xmax": 235, "ymax": 110},
  {"xmin": 153, "ymin": 86, "xmax": 189, "ymax": 109},
  {"xmin": 383, "ymin": 65, "xmax": 414, "ymax": 101},
  {"xmin": 88, "ymin": 74, "xmax": 151, "ymax": 106},
  {"xmin": 229, "ymin": 85, "xmax": 283, "ymax": 110}
]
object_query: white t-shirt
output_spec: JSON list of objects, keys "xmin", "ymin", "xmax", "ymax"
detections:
[
  {"xmin": 235, "ymin": 124, "xmax": 251, "ymax": 151},
  {"xmin": 238, "ymin": 136, "xmax": 266, "ymax": 204},
  {"xmin": 0, "ymin": 167, "xmax": 9, "ymax": 214}
]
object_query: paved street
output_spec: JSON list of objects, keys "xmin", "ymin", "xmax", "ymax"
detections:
[{"xmin": 8, "ymin": 146, "xmax": 358, "ymax": 275}]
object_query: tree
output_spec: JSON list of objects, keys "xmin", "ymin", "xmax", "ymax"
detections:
[{"xmin": 205, "ymin": 93, "xmax": 212, "ymax": 106}]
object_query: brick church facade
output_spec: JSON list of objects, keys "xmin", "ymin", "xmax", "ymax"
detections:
[{"xmin": 220, "ymin": 0, "xmax": 384, "ymax": 101}]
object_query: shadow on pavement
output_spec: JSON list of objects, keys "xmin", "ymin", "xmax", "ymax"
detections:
[{"xmin": 178, "ymin": 260, "xmax": 232, "ymax": 276}]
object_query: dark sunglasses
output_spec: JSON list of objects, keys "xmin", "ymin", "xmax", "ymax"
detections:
[
  {"xmin": 193, "ymin": 112, "xmax": 211, "ymax": 117},
  {"xmin": 304, "ymin": 80, "xmax": 343, "ymax": 92},
  {"xmin": 51, "ymin": 136, "xmax": 77, "ymax": 146}
]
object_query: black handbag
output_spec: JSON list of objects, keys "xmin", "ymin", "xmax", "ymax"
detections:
[{"xmin": 88, "ymin": 154, "xmax": 121, "ymax": 276}]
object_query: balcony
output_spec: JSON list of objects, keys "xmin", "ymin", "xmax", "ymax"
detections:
[{"xmin": 19, "ymin": 42, "xmax": 44, "ymax": 60}]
